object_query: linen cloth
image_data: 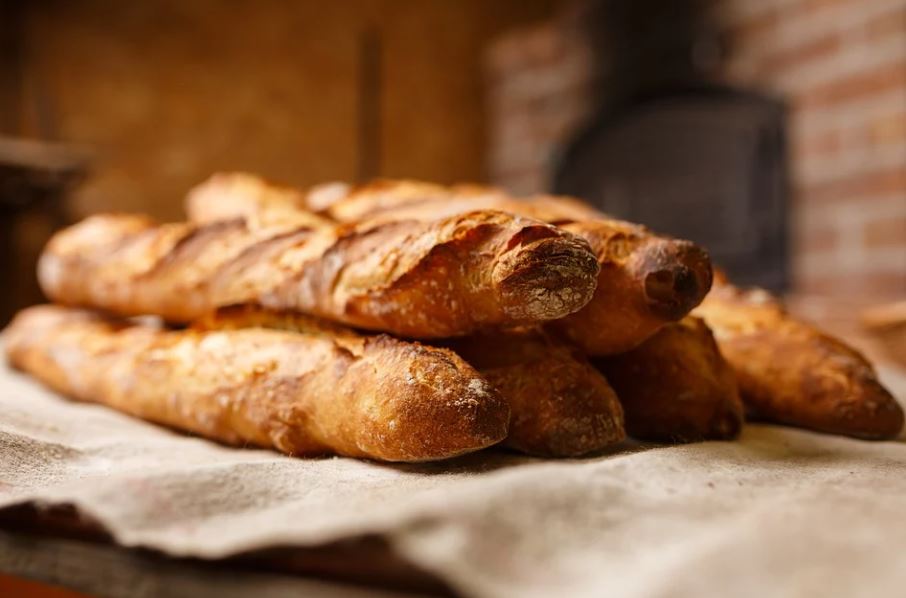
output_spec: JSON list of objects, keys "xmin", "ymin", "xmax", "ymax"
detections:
[{"xmin": 2, "ymin": 357, "xmax": 905, "ymax": 598}]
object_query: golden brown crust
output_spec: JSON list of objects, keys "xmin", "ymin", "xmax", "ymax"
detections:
[
  {"xmin": 445, "ymin": 331, "xmax": 625, "ymax": 457},
  {"xmin": 596, "ymin": 316, "xmax": 744, "ymax": 443},
  {"xmin": 38, "ymin": 209, "xmax": 600, "ymax": 337},
  {"xmin": 321, "ymin": 180, "xmax": 604, "ymax": 226},
  {"xmin": 203, "ymin": 307, "xmax": 625, "ymax": 457},
  {"xmin": 185, "ymin": 180, "xmax": 624, "ymax": 456},
  {"xmin": 282, "ymin": 176, "xmax": 713, "ymax": 355},
  {"xmin": 695, "ymin": 283, "xmax": 904, "ymax": 440},
  {"xmin": 5, "ymin": 305, "xmax": 509, "ymax": 462},
  {"xmin": 327, "ymin": 179, "xmax": 469, "ymax": 222},
  {"xmin": 554, "ymin": 220, "xmax": 713, "ymax": 355},
  {"xmin": 187, "ymin": 172, "xmax": 333, "ymax": 232}
]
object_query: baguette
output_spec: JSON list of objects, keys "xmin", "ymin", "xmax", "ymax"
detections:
[
  {"xmin": 187, "ymin": 174, "xmax": 712, "ymax": 355},
  {"xmin": 313, "ymin": 178, "xmax": 603, "ymax": 225},
  {"xmin": 444, "ymin": 331, "xmax": 625, "ymax": 456},
  {"xmin": 325, "ymin": 179, "xmax": 714, "ymax": 355},
  {"xmin": 200, "ymin": 306, "xmax": 626, "ymax": 457},
  {"xmin": 188, "ymin": 176, "xmax": 625, "ymax": 456},
  {"xmin": 38, "ymin": 209, "xmax": 600, "ymax": 337},
  {"xmin": 554, "ymin": 219, "xmax": 712, "ymax": 355},
  {"xmin": 186, "ymin": 172, "xmax": 331, "ymax": 232},
  {"xmin": 339, "ymin": 181, "xmax": 714, "ymax": 355},
  {"xmin": 596, "ymin": 316, "xmax": 743, "ymax": 443},
  {"xmin": 4, "ymin": 305, "xmax": 509, "ymax": 461},
  {"xmin": 695, "ymin": 281, "xmax": 904, "ymax": 439}
]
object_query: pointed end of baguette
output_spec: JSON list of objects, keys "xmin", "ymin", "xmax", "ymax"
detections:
[
  {"xmin": 495, "ymin": 235, "xmax": 600, "ymax": 323},
  {"xmin": 639, "ymin": 239, "xmax": 713, "ymax": 321},
  {"xmin": 859, "ymin": 387, "xmax": 905, "ymax": 440},
  {"xmin": 359, "ymin": 339, "xmax": 511, "ymax": 462},
  {"xmin": 811, "ymin": 370, "xmax": 905, "ymax": 441}
]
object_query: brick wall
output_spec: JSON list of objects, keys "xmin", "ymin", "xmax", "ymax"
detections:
[
  {"xmin": 485, "ymin": 0, "xmax": 906, "ymax": 299},
  {"xmin": 485, "ymin": 13, "xmax": 593, "ymax": 195}
]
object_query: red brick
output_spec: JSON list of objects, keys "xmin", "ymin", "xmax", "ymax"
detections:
[
  {"xmin": 795, "ymin": 59, "xmax": 906, "ymax": 109},
  {"xmin": 794, "ymin": 127, "xmax": 843, "ymax": 158},
  {"xmin": 790, "ymin": 0, "xmax": 897, "ymax": 26},
  {"xmin": 801, "ymin": 0, "xmax": 855, "ymax": 12},
  {"xmin": 864, "ymin": 6, "xmax": 906, "ymax": 38},
  {"xmin": 867, "ymin": 111, "xmax": 906, "ymax": 145},
  {"xmin": 864, "ymin": 216, "xmax": 906, "ymax": 248},
  {"xmin": 799, "ymin": 166, "xmax": 906, "ymax": 202},
  {"xmin": 851, "ymin": 267, "xmax": 906, "ymax": 297},
  {"xmin": 796, "ymin": 270, "xmax": 906, "ymax": 298},
  {"xmin": 860, "ymin": 271, "xmax": 906, "ymax": 296},
  {"xmin": 760, "ymin": 33, "xmax": 841, "ymax": 75},
  {"xmin": 795, "ymin": 275, "xmax": 833, "ymax": 296},
  {"xmin": 798, "ymin": 226, "xmax": 840, "ymax": 252}
]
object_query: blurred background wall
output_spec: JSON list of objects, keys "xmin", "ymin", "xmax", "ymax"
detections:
[
  {"xmin": 0, "ymin": 0, "xmax": 557, "ymax": 322},
  {"xmin": 0, "ymin": 0, "xmax": 903, "ymax": 324},
  {"xmin": 7, "ymin": 0, "xmax": 558, "ymax": 221},
  {"xmin": 486, "ymin": 0, "xmax": 905, "ymax": 299}
]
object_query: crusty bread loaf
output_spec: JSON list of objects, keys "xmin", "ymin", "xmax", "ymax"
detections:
[
  {"xmin": 201, "ymin": 305, "xmax": 626, "ymax": 457},
  {"xmin": 695, "ymin": 280, "xmax": 904, "ymax": 440},
  {"xmin": 186, "ymin": 174, "xmax": 712, "ymax": 355},
  {"xmin": 596, "ymin": 316, "xmax": 743, "ymax": 443},
  {"xmin": 323, "ymin": 179, "xmax": 713, "ymax": 355},
  {"xmin": 310, "ymin": 178, "xmax": 603, "ymax": 225},
  {"xmin": 188, "ymin": 176, "xmax": 626, "ymax": 456},
  {"xmin": 5, "ymin": 305, "xmax": 510, "ymax": 461},
  {"xmin": 387, "ymin": 199, "xmax": 713, "ymax": 355},
  {"xmin": 326, "ymin": 179, "xmax": 469, "ymax": 222},
  {"xmin": 554, "ymin": 219, "xmax": 713, "ymax": 355},
  {"xmin": 336, "ymin": 181, "xmax": 715, "ymax": 355},
  {"xmin": 186, "ymin": 172, "xmax": 331, "ymax": 232},
  {"xmin": 38, "ymin": 208, "xmax": 600, "ymax": 337},
  {"xmin": 444, "ymin": 331, "xmax": 625, "ymax": 456}
]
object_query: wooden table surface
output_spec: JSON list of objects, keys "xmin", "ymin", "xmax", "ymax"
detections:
[
  {"xmin": 0, "ymin": 499, "xmax": 447, "ymax": 597},
  {"xmin": 0, "ymin": 528, "xmax": 434, "ymax": 598}
]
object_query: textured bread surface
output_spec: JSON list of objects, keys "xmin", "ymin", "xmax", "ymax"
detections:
[
  {"xmin": 695, "ymin": 282, "xmax": 904, "ymax": 440},
  {"xmin": 187, "ymin": 174, "xmax": 712, "ymax": 355},
  {"xmin": 335, "ymin": 179, "xmax": 713, "ymax": 355},
  {"xmin": 445, "ymin": 331, "xmax": 625, "ymax": 456},
  {"xmin": 334, "ymin": 179, "xmax": 714, "ymax": 354},
  {"xmin": 554, "ymin": 219, "xmax": 712, "ymax": 355},
  {"xmin": 293, "ymin": 177, "xmax": 712, "ymax": 355},
  {"xmin": 186, "ymin": 172, "xmax": 331, "ymax": 232},
  {"xmin": 203, "ymin": 307, "xmax": 624, "ymax": 457},
  {"xmin": 597, "ymin": 316, "xmax": 744, "ymax": 443},
  {"xmin": 321, "ymin": 179, "xmax": 604, "ymax": 225},
  {"xmin": 38, "ymin": 207, "xmax": 600, "ymax": 337},
  {"xmin": 188, "ymin": 177, "xmax": 626, "ymax": 456},
  {"xmin": 5, "ymin": 305, "xmax": 510, "ymax": 462}
]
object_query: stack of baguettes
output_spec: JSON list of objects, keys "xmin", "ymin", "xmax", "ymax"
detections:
[{"xmin": 4, "ymin": 173, "xmax": 903, "ymax": 462}]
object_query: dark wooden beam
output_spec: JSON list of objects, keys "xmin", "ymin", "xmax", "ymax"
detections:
[
  {"xmin": 356, "ymin": 25, "xmax": 382, "ymax": 182},
  {"xmin": 0, "ymin": 0, "xmax": 25, "ymax": 135}
]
